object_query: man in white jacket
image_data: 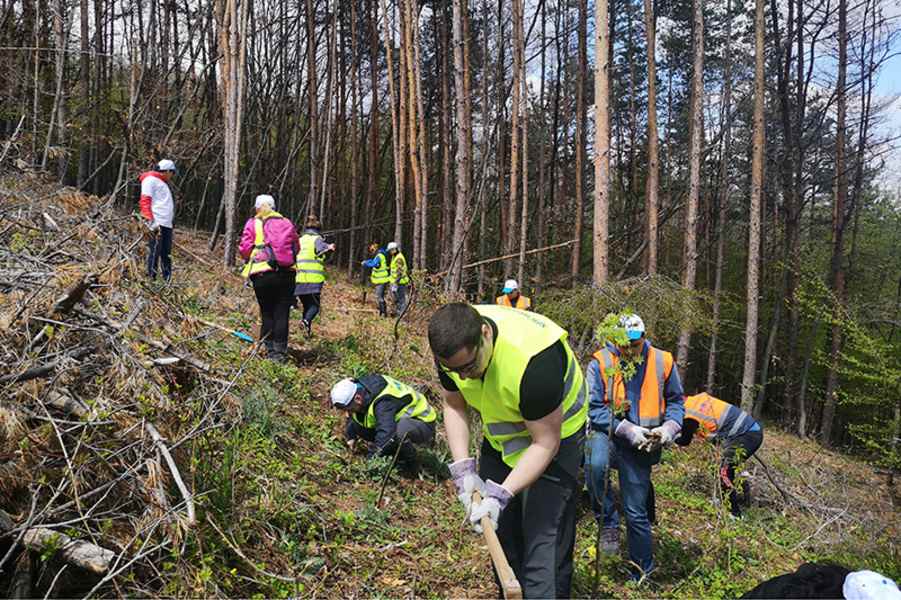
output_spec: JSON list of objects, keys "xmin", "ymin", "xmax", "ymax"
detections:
[{"xmin": 138, "ymin": 159, "xmax": 177, "ymax": 281}]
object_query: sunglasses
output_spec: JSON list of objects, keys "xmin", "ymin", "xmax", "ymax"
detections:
[{"xmin": 438, "ymin": 338, "xmax": 484, "ymax": 376}]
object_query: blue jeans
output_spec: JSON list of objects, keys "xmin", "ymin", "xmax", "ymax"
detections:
[
  {"xmin": 147, "ymin": 226, "xmax": 172, "ymax": 280},
  {"xmin": 394, "ymin": 284, "xmax": 408, "ymax": 314},
  {"xmin": 585, "ymin": 430, "xmax": 654, "ymax": 576}
]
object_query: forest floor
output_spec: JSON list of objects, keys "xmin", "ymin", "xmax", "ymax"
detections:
[{"xmin": 0, "ymin": 177, "xmax": 898, "ymax": 598}]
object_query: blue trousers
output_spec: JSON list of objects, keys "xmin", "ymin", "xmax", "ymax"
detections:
[
  {"xmin": 147, "ymin": 226, "xmax": 173, "ymax": 280},
  {"xmin": 585, "ymin": 430, "xmax": 655, "ymax": 576}
]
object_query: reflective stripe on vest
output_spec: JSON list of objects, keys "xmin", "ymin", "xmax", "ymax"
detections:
[
  {"xmin": 447, "ymin": 305, "xmax": 587, "ymax": 468},
  {"xmin": 390, "ymin": 252, "xmax": 410, "ymax": 285},
  {"xmin": 684, "ymin": 393, "xmax": 751, "ymax": 439},
  {"xmin": 594, "ymin": 345, "xmax": 671, "ymax": 428},
  {"xmin": 295, "ymin": 233, "xmax": 326, "ymax": 284},
  {"xmin": 370, "ymin": 254, "xmax": 390, "ymax": 284},
  {"xmin": 355, "ymin": 375, "xmax": 436, "ymax": 428},
  {"xmin": 241, "ymin": 214, "xmax": 283, "ymax": 279},
  {"xmin": 495, "ymin": 295, "xmax": 531, "ymax": 310}
]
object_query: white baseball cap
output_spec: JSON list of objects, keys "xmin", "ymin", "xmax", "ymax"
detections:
[
  {"xmin": 619, "ymin": 314, "xmax": 646, "ymax": 341},
  {"xmin": 386, "ymin": 241, "xmax": 398, "ymax": 251},
  {"xmin": 844, "ymin": 570, "xmax": 901, "ymax": 600},
  {"xmin": 502, "ymin": 279, "xmax": 519, "ymax": 294},
  {"xmin": 157, "ymin": 159, "xmax": 177, "ymax": 172},
  {"xmin": 330, "ymin": 378, "xmax": 359, "ymax": 408},
  {"xmin": 255, "ymin": 194, "xmax": 276, "ymax": 210}
]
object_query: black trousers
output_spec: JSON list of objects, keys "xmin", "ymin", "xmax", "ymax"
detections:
[
  {"xmin": 479, "ymin": 432, "xmax": 583, "ymax": 599},
  {"xmin": 147, "ymin": 226, "xmax": 173, "ymax": 280},
  {"xmin": 720, "ymin": 429, "xmax": 763, "ymax": 515},
  {"xmin": 299, "ymin": 293, "xmax": 321, "ymax": 323},
  {"xmin": 251, "ymin": 270, "xmax": 295, "ymax": 352}
]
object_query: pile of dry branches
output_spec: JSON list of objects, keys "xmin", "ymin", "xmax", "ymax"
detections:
[{"xmin": 0, "ymin": 179, "xmax": 246, "ymax": 597}]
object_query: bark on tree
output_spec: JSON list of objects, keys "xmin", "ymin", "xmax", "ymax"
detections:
[
  {"xmin": 448, "ymin": 0, "xmax": 471, "ymax": 292},
  {"xmin": 506, "ymin": 0, "xmax": 523, "ymax": 278},
  {"xmin": 643, "ymin": 0, "xmax": 659, "ymax": 275},
  {"xmin": 593, "ymin": 0, "xmax": 610, "ymax": 286},
  {"xmin": 741, "ymin": 0, "xmax": 765, "ymax": 412},
  {"xmin": 572, "ymin": 0, "xmax": 587, "ymax": 286}
]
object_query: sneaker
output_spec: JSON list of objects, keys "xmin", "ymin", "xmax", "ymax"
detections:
[
  {"xmin": 302, "ymin": 319, "xmax": 312, "ymax": 338},
  {"xmin": 600, "ymin": 527, "xmax": 620, "ymax": 554}
]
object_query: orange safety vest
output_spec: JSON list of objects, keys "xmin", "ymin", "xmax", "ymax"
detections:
[
  {"xmin": 684, "ymin": 392, "xmax": 751, "ymax": 439},
  {"xmin": 495, "ymin": 294, "xmax": 531, "ymax": 310},
  {"xmin": 592, "ymin": 345, "xmax": 674, "ymax": 428}
]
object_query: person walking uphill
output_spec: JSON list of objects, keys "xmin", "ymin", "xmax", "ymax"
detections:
[
  {"xmin": 676, "ymin": 392, "xmax": 763, "ymax": 517},
  {"xmin": 138, "ymin": 159, "xmax": 177, "ymax": 282},
  {"xmin": 428, "ymin": 303, "xmax": 587, "ymax": 599},
  {"xmin": 361, "ymin": 243, "xmax": 390, "ymax": 317},
  {"xmin": 585, "ymin": 313, "xmax": 684, "ymax": 580},
  {"xmin": 330, "ymin": 373, "xmax": 436, "ymax": 476},
  {"xmin": 238, "ymin": 195, "xmax": 299, "ymax": 362},
  {"xmin": 294, "ymin": 215, "xmax": 335, "ymax": 337},
  {"xmin": 386, "ymin": 241, "xmax": 409, "ymax": 315}
]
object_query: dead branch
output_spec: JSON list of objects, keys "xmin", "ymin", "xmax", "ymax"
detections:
[{"xmin": 144, "ymin": 423, "xmax": 196, "ymax": 527}]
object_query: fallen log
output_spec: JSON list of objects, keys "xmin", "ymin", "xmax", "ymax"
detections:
[
  {"xmin": 20, "ymin": 528, "xmax": 114, "ymax": 575},
  {"xmin": 0, "ymin": 346, "xmax": 94, "ymax": 384}
]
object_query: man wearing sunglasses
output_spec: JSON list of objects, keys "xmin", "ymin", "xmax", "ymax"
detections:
[
  {"xmin": 585, "ymin": 313, "xmax": 684, "ymax": 581},
  {"xmin": 428, "ymin": 303, "xmax": 587, "ymax": 599}
]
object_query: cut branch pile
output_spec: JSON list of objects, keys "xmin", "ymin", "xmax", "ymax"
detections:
[{"xmin": 0, "ymin": 180, "xmax": 247, "ymax": 598}]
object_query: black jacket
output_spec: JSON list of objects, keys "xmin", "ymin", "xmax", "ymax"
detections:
[{"xmin": 351, "ymin": 374, "xmax": 416, "ymax": 457}]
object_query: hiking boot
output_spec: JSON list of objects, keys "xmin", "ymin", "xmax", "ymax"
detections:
[{"xmin": 600, "ymin": 527, "xmax": 620, "ymax": 554}]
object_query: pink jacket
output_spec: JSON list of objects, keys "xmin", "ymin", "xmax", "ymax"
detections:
[{"xmin": 238, "ymin": 212, "xmax": 299, "ymax": 269}]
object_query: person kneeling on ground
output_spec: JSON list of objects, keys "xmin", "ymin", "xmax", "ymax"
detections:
[
  {"xmin": 676, "ymin": 392, "xmax": 763, "ymax": 517},
  {"xmin": 330, "ymin": 374, "xmax": 436, "ymax": 476},
  {"xmin": 740, "ymin": 562, "xmax": 901, "ymax": 599}
]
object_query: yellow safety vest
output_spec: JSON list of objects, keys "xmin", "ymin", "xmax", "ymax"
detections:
[
  {"xmin": 295, "ymin": 233, "xmax": 326, "ymax": 284},
  {"xmin": 496, "ymin": 295, "xmax": 531, "ymax": 310},
  {"xmin": 445, "ymin": 305, "xmax": 587, "ymax": 467},
  {"xmin": 370, "ymin": 253, "xmax": 390, "ymax": 284},
  {"xmin": 241, "ymin": 212, "xmax": 284, "ymax": 279},
  {"xmin": 352, "ymin": 375, "xmax": 437, "ymax": 428},
  {"xmin": 390, "ymin": 252, "xmax": 410, "ymax": 285}
]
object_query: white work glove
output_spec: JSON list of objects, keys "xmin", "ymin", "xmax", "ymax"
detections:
[
  {"xmin": 470, "ymin": 480, "xmax": 513, "ymax": 533},
  {"xmin": 651, "ymin": 420, "xmax": 681, "ymax": 447},
  {"xmin": 615, "ymin": 420, "xmax": 652, "ymax": 449},
  {"xmin": 448, "ymin": 458, "xmax": 485, "ymax": 515},
  {"xmin": 390, "ymin": 284, "xmax": 398, "ymax": 293}
]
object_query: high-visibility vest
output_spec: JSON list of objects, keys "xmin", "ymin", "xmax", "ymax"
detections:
[
  {"xmin": 352, "ymin": 375, "xmax": 436, "ymax": 428},
  {"xmin": 592, "ymin": 345, "xmax": 674, "ymax": 428},
  {"xmin": 241, "ymin": 212, "xmax": 285, "ymax": 279},
  {"xmin": 370, "ymin": 253, "xmax": 390, "ymax": 284},
  {"xmin": 684, "ymin": 393, "xmax": 753, "ymax": 440},
  {"xmin": 496, "ymin": 294, "xmax": 531, "ymax": 310},
  {"xmin": 445, "ymin": 305, "xmax": 587, "ymax": 468},
  {"xmin": 390, "ymin": 252, "xmax": 410, "ymax": 285},
  {"xmin": 295, "ymin": 233, "xmax": 326, "ymax": 284}
]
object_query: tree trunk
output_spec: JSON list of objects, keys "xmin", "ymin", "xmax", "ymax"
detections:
[
  {"xmin": 448, "ymin": 0, "xmax": 471, "ymax": 292},
  {"xmin": 347, "ymin": 0, "xmax": 359, "ymax": 274},
  {"xmin": 440, "ymin": 2, "xmax": 453, "ymax": 271},
  {"xmin": 676, "ymin": 0, "xmax": 704, "ymax": 377},
  {"xmin": 379, "ymin": 0, "xmax": 403, "ymax": 246},
  {"xmin": 741, "ymin": 0, "xmax": 765, "ymax": 412},
  {"xmin": 571, "ymin": 0, "xmax": 587, "ymax": 286},
  {"xmin": 643, "ymin": 0, "xmax": 659, "ymax": 275},
  {"xmin": 593, "ymin": 0, "xmax": 610, "ymax": 286},
  {"xmin": 517, "ymin": 71, "xmax": 529, "ymax": 286},
  {"xmin": 305, "ymin": 0, "xmax": 318, "ymax": 215},
  {"xmin": 366, "ymin": 0, "xmax": 379, "ymax": 250},
  {"xmin": 505, "ymin": 0, "xmax": 523, "ymax": 278}
]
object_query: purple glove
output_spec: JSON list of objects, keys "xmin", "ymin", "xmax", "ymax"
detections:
[
  {"xmin": 469, "ymin": 479, "xmax": 513, "ymax": 533},
  {"xmin": 651, "ymin": 420, "xmax": 681, "ymax": 446},
  {"xmin": 448, "ymin": 458, "xmax": 485, "ymax": 515},
  {"xmin": 615, "ymin": 420, "xmax": 652, "ymax": 448}
]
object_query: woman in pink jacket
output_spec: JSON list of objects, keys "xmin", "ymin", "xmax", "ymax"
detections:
[{"xmin": 238, "ymin": 195, "xmax": 299, "ymax": 362}]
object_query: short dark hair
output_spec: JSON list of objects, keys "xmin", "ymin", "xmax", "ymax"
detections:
[
  {"xmin": 428, "ymin": 303, "xmax": 483, "ymax": 359},
  {"xmin": 305, "ymin": 214, "xmax": 321, "ymax": 229}
]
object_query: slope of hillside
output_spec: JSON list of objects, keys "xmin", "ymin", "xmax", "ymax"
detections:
[{"xmin": 0, "ymin": 180, "xmax": 897, "ymax": 598}]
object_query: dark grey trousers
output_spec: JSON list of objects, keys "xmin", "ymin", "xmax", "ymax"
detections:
[{"xmin": 478, "ymin": 432, "xmax": 583, "ymax": 599}]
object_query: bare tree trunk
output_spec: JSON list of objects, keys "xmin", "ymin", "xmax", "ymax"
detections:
[
  {"xmin": 440, "ymin": 2, "xmax": 453, "ymax": 272},
  {"xmin": 413, "ymin": 4, "xmax": 429, "ymax": 270},
  {"xmin": 571, "ymin": 0, "xmax": 587, "ymax": 286},
  {"xmin": 476, "ymin": 0, "xmax": 490, "ymax": 298},
  {"xmin": 448, "ymin": 0, "xmax": 471, "ymax": 292},
  {"xmin": 379, "ymin": 0, "xmax": 403, "ymax": 246},
  {"xmin": 643, "ymin": 0, "xmax": 659, "ymax": 275},
  {"xmin": 305, "ymin": 0, "xmax": 318, "ymax": 215},
  {"xmin": 821, "ymin": 0, "xmax": 849, "ymax": 444},
  {"xmin": 402, "ymin": 0, "xmax": 423, "ymax": 268},
  {"xmin": 741, "ymin": 0, "xmax": 765, "ymax": 412},
  {"xmin": 676, "ymin": 0, "xmax": 704, "ymax": 376},
  {"xmin": 593, "ymin": 0, "xmax": 610, "ymax": 286},
  {"xmin": 505, "ymin": 0, "xmax": 523, "ymax": 278},
  {"xmin": 517, "ymin": 71, "xmax": 529, "ymax": 285},
  {"xmin": 706, "ymin": 0, "xmax": 733, "ymax": 392},
  {"xmin": 319, "ymin": 6, "xmax": 337, "ymax": 219},
  {"xmin": 366, "ymin": 0, "xmax": 379, "ymax": 249},
  {"xmin": 348, "ymin": 0, "xmax": 359, "ymax": 274}
]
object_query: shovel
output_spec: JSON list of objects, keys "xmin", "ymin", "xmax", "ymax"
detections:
[
  {"xmin": 471, "ymin": 491, "xmax": 522, "ymax": 600},
  {"xmin": 193, "ymin": 317, "xmax": 254, "ymax": 343}
]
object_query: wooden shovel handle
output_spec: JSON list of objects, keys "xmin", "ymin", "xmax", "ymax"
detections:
[{"xmin": 472, "ymin": 491, "xmax": 523, "ymax": 600}]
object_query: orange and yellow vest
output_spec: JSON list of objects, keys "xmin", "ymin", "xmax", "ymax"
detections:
[
  {"xmin": 684, "ymin": 393, "xmax": 753, "ymax": 439},
  {"xmin": 592, "ymin": 345, "xmax": 674, "ymax": 428},
  {"xmin": 496, "ymin": 294, "xmax": 531, "ymax": 310}
]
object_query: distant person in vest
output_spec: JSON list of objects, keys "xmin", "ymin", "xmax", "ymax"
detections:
[
  {"xmin": 428, "ymin": 303, "xmax": 587, "ymax": 599},
  {"xmin": 330, "ymin": 374, "xmax": 436, "ymax": 476},
  {"xmin": 138, "ymin": 159, "xmax": 177, "ymax": 282},
  {"xmin": 361, "ymin": 243, "xmax": 390, "ymax": 317},
  {"xmin": 238, "ymin": 195, "xmax": 299, "ymax": 363},
  {"xmin": 495, "ymin": 279, "xmax": 532, "ymax": 310},
  {"xmin": 676, "ymin": 392, "xmax": 763, "ymax": 517},
  {"xmin": 585, "ymin": 313, "xmax": 684, "ymax": 580},
  {"xmin": 294, "ymin": 214, "xmax": 335, "ymax": 338},
  {"xmin": 386, "ymin": 241, "xmax": 410, "ymax": 315}
]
